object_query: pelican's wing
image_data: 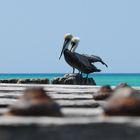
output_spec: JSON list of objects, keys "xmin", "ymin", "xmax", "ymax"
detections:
[
  {"xmin": 74, "ymin": 52, "xmax": 91, "ymax": 67},
  {"xmin": 82, "ymin": 54, "xmax": 108, "ymax": 67},
  {"xmin": 65, "ymin": 51, "xmax": 90, "ymax": 71},
  {"xmin": 82, "ymin": 54, "xmax": 101, "ymax": 62}
]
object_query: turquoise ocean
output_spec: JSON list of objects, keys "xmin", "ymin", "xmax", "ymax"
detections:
[{"xmin": 0, "ymin": 73, "xmax": 140, "ymax": 86}]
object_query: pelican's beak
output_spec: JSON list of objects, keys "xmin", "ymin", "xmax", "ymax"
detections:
[{"xmin": 59, "ymin": 39, "xmax": 68, "ymax": 59}]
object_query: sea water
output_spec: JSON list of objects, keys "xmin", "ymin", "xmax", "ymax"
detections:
[{"xmin": 0, "ymin": 73, "xmax": 140, "ymax": 86}]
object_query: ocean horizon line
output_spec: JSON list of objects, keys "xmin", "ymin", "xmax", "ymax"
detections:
[{"xmin": 0, "ymin": 73, "xmax": 139, "ymax": 75}]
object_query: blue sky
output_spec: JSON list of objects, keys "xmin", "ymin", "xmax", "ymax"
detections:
[{"xmin": 0, "ymin": 0, "xmax": 139, "ymax": 73}]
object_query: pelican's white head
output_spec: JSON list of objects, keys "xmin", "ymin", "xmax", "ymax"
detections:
[
  {"xmin": 64, "ymin": 33, "xmax": 73, "ymax": 41},
  {"xmin": 71, "ymin": 37, "xmax": 80, "ymax": 44},
  {"xmin": 59, "ymin": 33, "xmax": 73, "ymax": 59},
  {"xmin": 70, "ymin": 37, "xmax": 80, "ymax": 52}
]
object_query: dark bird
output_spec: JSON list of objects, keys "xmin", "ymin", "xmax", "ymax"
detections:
[
  {"xmin": 70, "ymin": 37, "xmax": 108, "ymax": 77},
  {"xmin": 59, "ymin": 33, "xmax": 76, "ymax": 73},
  {"xmin": 59, "ymin": 34, "xmax": 101, "ymax": 78}
]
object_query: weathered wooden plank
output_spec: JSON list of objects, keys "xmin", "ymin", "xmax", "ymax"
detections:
[
  {"xmin": 0, "ymin": 92, "xmax": 21, "ymax": 99},
  {"xmin": 0, "ymin": 83, "xmax": 101, "ymax": 88},
  {"xmin": 50, "ymin": 93, "xmax": 92, "ymax": 100},
  {"xmin": 0, "ymin": 121, "xmax": 139, "ymax": 140},
  {"xmin": 0, "ymin": 83, "xmax": 140, "ymax": 91},
  {"xmin": 56, "ymin": 100, "xmax": 99, "ymax": 107},
  {"xmin": 0, "ymin": 88, "xmax": 98, "ymax": 94},
  {"xmin": 0, "ymin": 84, "xmax": 100, "ymax": 92},
  {"xmin": 0, "ymin": 99, "xmax": 99, "ymax": 108},
  {"xmin": 0, "ymin": 108, "xmax": 9, "ymax": 114},
  {"xmin": 0, "ymin": 116, "xmax": 139, "ymax": 126},
  {"xmin": 0, "ymin": 107, "xmax": 103, "ymax": 117},
  {"xmin": 61, "ymin": 107, "xmax": 103, "ymax": 116},
  {"xmin": 0, "ymin": 92, "xmax": 93, "ymax": 99},
  {"xmin": 0, "ymin": 99, "xmax": 17, "ymax": 106}
]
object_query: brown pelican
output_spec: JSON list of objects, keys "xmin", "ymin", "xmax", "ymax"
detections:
[
  {"xmin": 59, "ymin": 34, "xmax": 101, "ymax": 77},
  {"xmin": 59, "ymin": 33, "xmax": 76, "ymax": 73},
  {"xmin": 70, "ymin": 37, "xmax": 80, "ymax": 73},
  {"xmin": 70, "ymin": 37, "xmax": 108, "ymax": 69}
]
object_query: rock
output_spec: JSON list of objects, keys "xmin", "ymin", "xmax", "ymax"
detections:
[
  {"xmin": 17, "ymin": 79, "xmax": 49, "ymax": 84},
  {"xmin": 51, "ymin": 77, "xmax": 60, "ymax": 84},
  {"xmin": 81, "ymin": 78, "xmax": 96, "ymax": 85},
  {"xmin": 17, "ymin": 79, "xmax": 30, "ymax": 84},
  {"xmin": 93, "ymin": 85, "xmax": 113, "ymax": 100},
  {"xmin": 0, "ymin": 80, "xmax": 8, "ymax": 83},
  {"xmin": 59, "ymin": 77, "xmax": 67, "ymax": 84},
  {"xmin": 114, "ymin": 82, "xmax": 130, "ymax": 90},
  {"xmin": 103, "ymin": 87, "xmax": 140, "ymax": 116},
  {"xmin": 64, "ymin": 73, "xmax": 81, "ymax": 78},
  {"xmin": 65, "ymin": 77, "xmax": 77, "ymax": 85},
  {"xmin": 0, "ymin": 79, "xmax": 18, "ymax": 83},
  {"xmin": 40, "ymin": 78, "xmax": 50, "ymax": 84},
  {"xmin": 51, "ymin": 74, "xmax": 96, "ymax": 85},
  {"xmin": 5, "ymin": 87, "xmax": 63, "ymax": 117},
  {"xmin": 0, "ymin": 78, "xmax": 49, "ymax": 84},
  {"xmin": 30, "ymin": 79, "xmax": 49, "ymax": 84},
  {"xmin": 109, "ymin": 87, "xmax": 138, "ymax": 100},
  {"xmin": 9, "ymin": 79, "xmax": 19, "ymax": 83}
]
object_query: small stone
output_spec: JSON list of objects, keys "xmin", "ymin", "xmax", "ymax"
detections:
[
  {"xmin": 64, "ymin": 77, "xmax": 77, "ymax": 84},
  {"xmin": 59, "ymin": 77, "xmax": 66, "ymax": 84},
  {"xmin": 51, "ymin": 77, "xmax": 60, "ymax": 84},
  {"xmin": 5, "ymin": 87, "xmax": 63, "ymax": 117},
  {"xmin": 103, "ymin": 87, "xmax": 140, "ymax": 116},
  {"xmin": 17, "ymin": 79, "xmax": 30, "ymax": 84},
  {"xmin": 93, "ymin": 85, "xmax": 113, "ymax": 100},
  {"xmin": 115, "ymin": 82, "xmax": 130, "ymax": 90},
  {"xmin": 9, "ymin": 79, "xmax": 18, "ymax": 83}
]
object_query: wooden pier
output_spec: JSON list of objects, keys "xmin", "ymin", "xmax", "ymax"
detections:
[{"xmin": 0, "ymin": 84, "xmax": 140, "ymax": 140}]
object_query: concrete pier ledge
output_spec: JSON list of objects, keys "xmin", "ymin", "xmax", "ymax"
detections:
[{"xmin": 0, "ymin": 84, "xmax": 139, "ymax": 140}]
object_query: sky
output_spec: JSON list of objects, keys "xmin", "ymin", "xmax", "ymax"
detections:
[{"xmin": 0, "ymin": 0, "xmax": 140, "ymax": 73}]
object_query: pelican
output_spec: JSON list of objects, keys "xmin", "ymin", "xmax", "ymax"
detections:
[
  {"xmin": 70, "ymin": 37, "xmax": 108, "ymax": 70},
  {"xmin": 59, "ymin": 33, "xmax": 76, "ymax": 73},
  {"xmin": 59, "ymin": 34, "xmax": 101, "ymax": 77},
  {"xmin": 69, "ymin": 37, "xmax": 80, "ymax": 73}
]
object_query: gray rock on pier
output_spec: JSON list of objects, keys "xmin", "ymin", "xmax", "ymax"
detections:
[{"xmin": 52, "ymin": 74, "xmax": 96, "ymax": 85}]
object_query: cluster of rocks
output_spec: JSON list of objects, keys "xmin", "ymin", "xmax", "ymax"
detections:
[
  {"xmin": 52, "ymin": 74, "xmax": 96, "ymax": 85},
  {"xmin": 0, "ymin": 74, "xmax": 98, "ymax": 85},
  {"xmin": 93, "ymin": 83, "xmax": 140, "ymax": 116},
  {"xmin": 0, "ymin": 78, "xmax": 49, "ymax": 84},
  {"xmin": 5, "ymin": 87, "xmax": 62, "ymax": 117}
]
